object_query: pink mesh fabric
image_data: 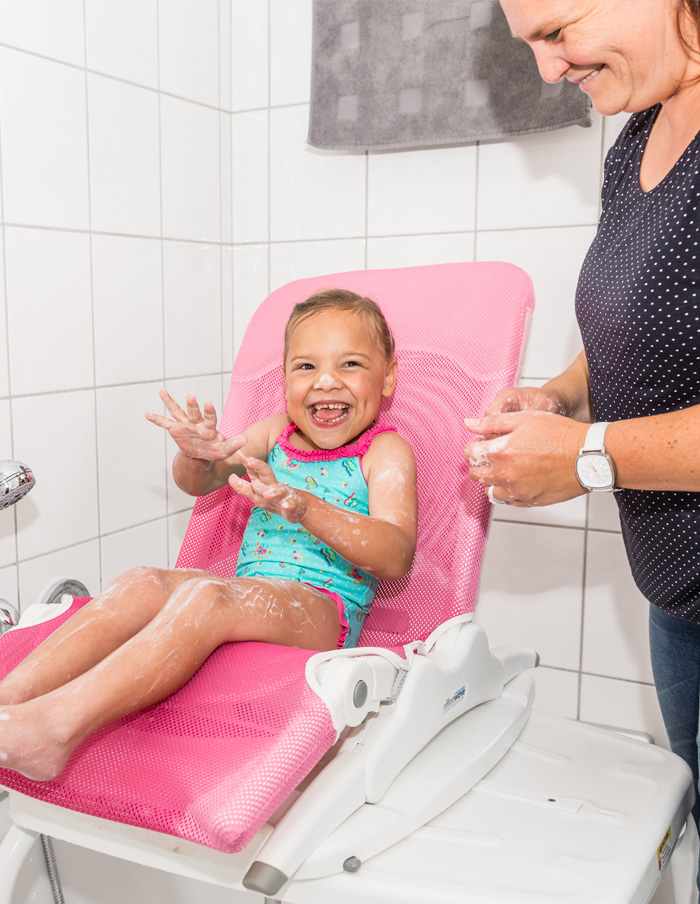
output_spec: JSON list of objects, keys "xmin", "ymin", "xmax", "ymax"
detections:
[
  {"xmin": 0, "ymin": 598, "xmax": 337, "ymax": 851},
  {"xmin": 0, "ymin": 263, "xmax": 534, "ymax": 853},
  {"xmin": 178, "ymin": 262, "xmax": 535, "ymax": 646}
]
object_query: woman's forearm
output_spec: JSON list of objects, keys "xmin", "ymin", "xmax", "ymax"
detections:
[
  {"xmin": 542, "ymin": 350, "xmax": 594, "ymax": 423},
  {"xmin": 606, "ymin": 405, "xmax": 700, "ymax": 492}
]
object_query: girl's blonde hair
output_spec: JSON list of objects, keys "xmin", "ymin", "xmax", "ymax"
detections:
[{"xmin": 284, "ymin": 288, "xmax": 396, "ymax": 363}]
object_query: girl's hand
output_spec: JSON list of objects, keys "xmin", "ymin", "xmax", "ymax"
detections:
[
  {"xmin": 146, "ymin": 389, "xmax": 247, "ymax": 461},
  {"xmin": 229, "ymin": 454, "xmax": 308, "ymax": 523}
]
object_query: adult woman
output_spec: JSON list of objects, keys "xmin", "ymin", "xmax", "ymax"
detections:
[{"xmin": 464, "ymin": 0, "xmax": 700, "ymax": 858}]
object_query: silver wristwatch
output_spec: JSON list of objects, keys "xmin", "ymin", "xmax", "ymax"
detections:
[{"xmin": 575, "ymin": 422, "xmax": 617, "ymax": 492}]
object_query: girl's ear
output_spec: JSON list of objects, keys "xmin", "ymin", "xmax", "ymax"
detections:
[{"xmin": 382, "ymin": 357, "xmax": 398, "ymax": 398}]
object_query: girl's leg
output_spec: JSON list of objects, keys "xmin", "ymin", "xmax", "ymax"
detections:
[
  {"xmin": 648, "ymin": 603, "xmax": 700, "ymax": 895},
  {"xmin": 0, "ymin": 576, "xmax": 340, "ymax": 781},
  {"xmin": 0, "ymin": 567, "xmax": 207, "ymax": 705}
]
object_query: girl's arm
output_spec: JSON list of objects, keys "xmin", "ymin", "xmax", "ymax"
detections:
[
  {"xmin": 146, "ymin": 389, "xmax": 288, "ymax": 497},
  {"xmin": 229, "ymin": 432, "xmax": 418, "ymax": 581}
]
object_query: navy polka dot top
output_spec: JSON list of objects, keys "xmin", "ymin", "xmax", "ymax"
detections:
[{"xmin": 576, "ymin": 105, "xmax": 700, "ymax": 622}]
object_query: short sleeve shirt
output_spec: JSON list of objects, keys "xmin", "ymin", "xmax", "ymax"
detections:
[{"xmin": 575, "ymin": 105, "xmax": 700, "ymax": 621}]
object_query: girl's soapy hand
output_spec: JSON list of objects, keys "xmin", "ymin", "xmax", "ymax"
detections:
[
  {"xmin": 484, "ymin": 386, "xmax": 568, "ymax": 417},
  {"xmin": 146, "ymin": 389, "xmax": 247, "ymax": 462},
  {"xmin": 464, "ymin": 409, "xmax": 588, "ymax": 506},
  {"xmin": 229, "ymin": 454, "xmax": 309, "ymax": 523}
]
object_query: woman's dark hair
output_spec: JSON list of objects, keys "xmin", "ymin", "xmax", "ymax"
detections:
[
  {"xmin": 678, "ymin": 1, "xmax": 700, "ymax": 57},
  {"xmin": 284, "ymin": 288, "xmax": 396, "ymax": 363}
]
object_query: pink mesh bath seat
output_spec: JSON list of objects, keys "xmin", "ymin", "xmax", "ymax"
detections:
[{"xmin": 0, "ymin": 263, "xmax": 534, "ymax": 854}]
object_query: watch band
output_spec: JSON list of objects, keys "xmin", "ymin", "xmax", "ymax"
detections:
[{"xmin": 581, "ymin": 421, "xmax": 611, "ymax": 453}]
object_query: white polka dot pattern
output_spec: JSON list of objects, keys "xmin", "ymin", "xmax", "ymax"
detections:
[{"xmin": 576, "ymin": 106, "xmax": 700, "ymax": 620}]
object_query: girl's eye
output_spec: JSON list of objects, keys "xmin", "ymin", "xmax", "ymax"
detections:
[
  {"xmin": 544, "ymin": 28, "xmax": 561, "ymax": 41},
  {"xmin": 297, "ymin": 363, "xmax": 314, "ymax": 371},
  {"xmin": 343, "ymin": 361, "xmax": 360, "ymax": 368}
]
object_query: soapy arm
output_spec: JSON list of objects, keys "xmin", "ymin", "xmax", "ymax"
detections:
[
  {"xmin": 146, "ymin": 389, "xmax": 285, "ymax": 497},
  {"xmin": 229, "ymin": 433, "xmax": 417, "ymax": 581}
]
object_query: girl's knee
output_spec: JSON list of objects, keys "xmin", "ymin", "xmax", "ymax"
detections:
[{"xmin": 106, "ymin": 566, "xmax": 169, "ymax": 596}]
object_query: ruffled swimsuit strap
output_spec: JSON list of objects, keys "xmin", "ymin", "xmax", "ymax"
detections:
[{"xmin": 277, "ymin": 422, "xmax": 397, "ymax": 462}]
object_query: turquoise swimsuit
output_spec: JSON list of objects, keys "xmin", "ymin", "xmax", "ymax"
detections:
[{"xmin": 235, "ymin": 422, "xmax": 396, "ymax": 648}]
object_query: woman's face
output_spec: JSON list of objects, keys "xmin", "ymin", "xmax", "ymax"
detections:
[{"xmin": 499, "ymin": 0, "xmax": 694, "ymax": 115}]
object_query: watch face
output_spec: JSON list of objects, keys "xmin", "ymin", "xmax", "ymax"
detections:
[{"xmin": 576, "ymin": 453, "xmax": 615, "ymax": 489}]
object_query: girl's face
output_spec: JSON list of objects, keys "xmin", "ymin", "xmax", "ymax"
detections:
[
  {"xmin": 284, "ymin": 310, "xmax": 397, "ymax": 450},
  {"xmin": 500, "ymin": 0, "xmax": 694, "ymax": 116}
]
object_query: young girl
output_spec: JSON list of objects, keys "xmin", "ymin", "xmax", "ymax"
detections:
[{"xmin": 0, "ymin": 290, "xmax": 417, "ymax": 781}]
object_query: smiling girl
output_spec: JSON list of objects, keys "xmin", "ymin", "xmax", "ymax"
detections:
[{"xmin": 0, "ymin": 289, "xmax": 417, "ymax": 781}]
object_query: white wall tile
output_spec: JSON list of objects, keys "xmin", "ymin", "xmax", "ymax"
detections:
[
  {"xmin": 588, "ymin": 492, "xmax": 622, "ymax": 532},
  {"xmin": 0, "ymin": 402, "xmax": 16, "ymax": 568},
  {"xmin": 163, "ymin": 241, "xmax": 222, "ymax": 379},
  {"xmin": 582, "ymin": 531, "xmax": 653, "ymax": 683},
  {"xmin": 270, "ymin": 105, "xmax": 366, "ymax": 241},
  {"xmin": 0, "ymin": 240, "xmax": 8, "ymax": 399},
  {"xmin": 494, "ymin": 496, "xmax": 587, "ymax": 530},
  {"xmin": 232, "ymin": 110, "xmax": 269, "ymax": 243},
  {"xmin": 0, "ymin": 564, "xmax": 18, "ymax": 613},
  {"xmin": 475, "ymin": 520, "xmax": 584, "ymax": 670},
  {"xmin": 0, "ymin": 0, "xmax": 85, "ymax": 66},
  {"xmin": 169, "ymin": 510, "xmax": 193, "ymax": 567},
  {"xmin": 219, "ymin": 0, "xmax": 233, "ymax": 112},
  {"xmin": 97, "ymin": 382, "xmax": 167, "ymax": 535},
  {"xmin": 161, "ymin": 95, "xmax": 221, "ymax": 242},
  {"xmin": 233, "ymin": 243, "xmax": 269, "ymax": 356},
  {"xmin": 477, "ymin": 117, "xmax": 602, "ymax": 231},
  {"xmin": 221, "ymin": 114, "xmax": 233, "ymax": 244},
  {"xmin": 368, "ymin": 146, "xmax": 477, "ymax": 236},
  {"xmin": 231, "ymin": 0, "xmax": 269, "ymax": 111},
  {"xmin": 88, "ymin": 75, "xmax": 161, "ymax": 236},
  {"xmin": 92, "ymin": 235, "xmax": 164, "ymax": 386},
  {"xmin": 100, "ymin": 521, "xmax": 169, "ymax": 588},
  {"xmin": 367, "ymin": 233, "xmax": 474, "ymax": 270},
  {"xmin": 159, "ymin": 0, "xmax": 220, "ymax": 108},
  {"xmin": 531, "ymin": 666, "xmax": 579, "ymax": 720},
  {"xmin": 580, "ymin": 674, "xmax": 668, "ymax": 748},
  {"xmin": 603, "ymin": 111, "xmax": 630, "ymax": 157},
  {"xmin": 13, "ymin": 391, "xmax": 99, "ymax": 560},
  {"xmin": 269, "ymin": 238, "xmax": 366, "ymax": 293},
  {"xmin": 270, "ymin": 0, "xmax": 312, "ymax": 107},
  {"xmin": 164, "ymin": 374, "xmax": 224, "ymax": 514},
  {"xmin": 17, "ymin": 540, "xmax": 100, "ymax": 612},
  {"xmin": 476, "ymin": 226, "xmax": 594, "ymax": 380},
  {"xmin": 5, "ymin": 227, "xmax": 93, "ymax": 396},
  {"xmin": 85, "ymin": 0, "xmax": 159, "ymax": 89},
  {"xmin": 222, "ymin": 246, "xmax": 234, "ymax": 372},
  {"xmin": 0, "ymin": 49, "xmax": 89, "ymax": 229}
]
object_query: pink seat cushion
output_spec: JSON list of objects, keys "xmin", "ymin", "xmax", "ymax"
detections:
[
  {"xmin": 0, "ymin": 598, "xmax": 336, "ymax": 851},
  {"xmin": 0, "ymin": 263, "xmax": 534, "ymax": 852}
]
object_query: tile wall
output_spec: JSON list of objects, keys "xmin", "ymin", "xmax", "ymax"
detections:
[{"xmin": 0, "ymin": 0, "xmax": 666, "ymax": 745}]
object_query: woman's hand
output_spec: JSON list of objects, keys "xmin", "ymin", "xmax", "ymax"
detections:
[
  {"xmin": 146, "ymin": 389, "xmax": 247, "ymax": 462},
  {"xmin": 229, "ymin": 454, "xmax": 308, "ymax": 523},
  {"xmin": 464, "ymin": 409, "xmax": 588, "ymax": 506},
  {"xmin": 485, "ymin": 386, "xmax": 568, "ymax": 416}
]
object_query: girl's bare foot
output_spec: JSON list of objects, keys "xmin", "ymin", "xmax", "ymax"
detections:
[{"xmin": 0, "ymin": 704, "xmax": 74, "ymax": 781}]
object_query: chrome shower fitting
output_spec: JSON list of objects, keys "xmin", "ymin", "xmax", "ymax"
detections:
[
  {"xmin": 0, "ymin": 600, "xmax": 19, "ymax": 636},
  {"xmin": 0, "ymin": 460, "xmax": 35, "ymax": 510}
]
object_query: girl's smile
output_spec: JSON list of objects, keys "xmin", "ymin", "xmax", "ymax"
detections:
[{"xmin": 283, "ymin": 310, "xmax": 397, "ymax": 451}]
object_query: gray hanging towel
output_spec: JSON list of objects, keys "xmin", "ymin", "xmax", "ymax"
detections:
[{"xmin": 308, "ymin": 0, "xmax": 591, "ymax": 150}]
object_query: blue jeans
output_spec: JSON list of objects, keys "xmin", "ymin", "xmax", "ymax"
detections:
[{"xmin": 649, "ymin": 603, "xmax": 700, "ymax": 893}]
